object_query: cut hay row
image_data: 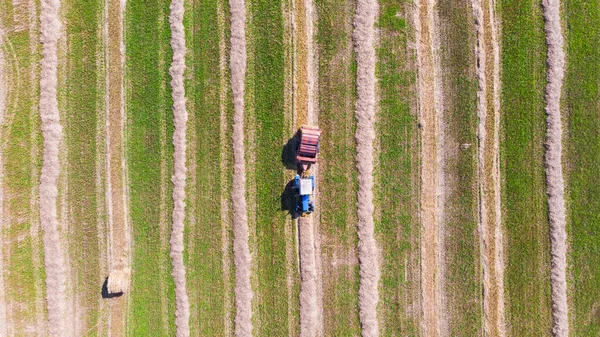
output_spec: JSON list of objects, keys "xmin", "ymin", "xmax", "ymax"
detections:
[
  {"xmin": 490, "ymin": 0, "xmax": 505, "ymax": 332},
  {"xmin": 353, "ymin": 0, "xmax": 380, "ymax": 335},
  {"xmin": 0, "ymin": 24, "xmax": 7, "ymax": 337},
  {"xmin": 28, "ymin": 0, "xmax": 47, "ymax": 330},
  {"xmin": 472, "ymin": 0, "xmax": 505, "ymax": 334},
  {"xmin": 414, "ymin": 0, "xmax": 442, "ymax": 333},
  {"xmin": 168, "ymin": 0, "xmax": 190, "ymax": 335},
  {"xmin": 39, "ymin": 0, "xmax": 70, "ymax": 335},
  {"xmin": 541, "ymin": 0, "xmax": 568, "ymax": 334},
  {"xmin": 105, "ymin": 0, "xmax": 129, "ymax": 333},
  {"xmin": 229, "ymin": 0, "xmax": 252, "ymax": 333}
]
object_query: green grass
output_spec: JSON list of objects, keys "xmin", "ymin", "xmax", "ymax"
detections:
[
  {"xmin": 125, "ymin": 0, "xmax": 175, "ymax": 335},
  {"xmin": 0, "ymin": 1, "xmax": 45, "ymax": 332},
  {"xmin": 375, "ymin": 2, "xmax": 420, "ymax": 335},
  {"xmin": 245, "ymin": 0, "xmax": 297, "ymax": 333},
  {"xmin": 183, "ymin": 0, "xmax": 234, "ymax": 334},
  {"xmin": 563, "ymin": 0, "xmax": 600, "ymax": 334},
  {"xmin": 63, "ymin": 0, "xmax": 103, "ymax": 332},
  {"xmin": 316, "ymin": 0, "xmax": 360, "ymax": 334},
  {"xmin": 500, "ymin": 0, "xmax": 553, "ymax": 333},
  {"xmin": 435, "ymin": 0, "xmax": 481, "ymax": 334}
]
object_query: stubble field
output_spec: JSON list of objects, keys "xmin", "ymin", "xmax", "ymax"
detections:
[{"xmin": 0, "ymin": 0, "xmax": 599, "ymax": 336}]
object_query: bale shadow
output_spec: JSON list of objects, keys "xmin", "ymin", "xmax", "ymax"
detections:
[
  {"xmin": 101, "ymin": 277, "xmax": 124, "ymax": 299},
  {"xmin": 282, "ymin": 130, "xmax": 301, "ymax": 171}
]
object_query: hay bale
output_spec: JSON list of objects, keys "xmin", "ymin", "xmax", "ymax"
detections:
[{"xmin": 107, "ymin": 268, "xmax": 130, "ymax": 294}]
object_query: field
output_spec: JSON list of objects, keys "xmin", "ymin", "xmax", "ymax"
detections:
[{"xmin": 1, "ymin": 0, "xmax": 599, "ymax": 335}]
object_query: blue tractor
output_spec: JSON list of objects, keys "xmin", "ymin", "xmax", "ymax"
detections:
[{"xmin": 293, "ymin": 174, "xmax": 315, "ymax": 215}]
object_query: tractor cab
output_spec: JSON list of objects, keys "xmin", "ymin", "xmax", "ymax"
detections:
[{"xmin": 293, "ymin": 174, "xmax": 315, "ymax": 215}]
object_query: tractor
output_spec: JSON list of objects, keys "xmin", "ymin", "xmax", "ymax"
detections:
[
  {"xmin": 293, "ymin": 126, "xmax": 321, "ymax": 216},
  {"xmin": 293, "ymin": 174, "xmax": 315, "ymax": 216}
]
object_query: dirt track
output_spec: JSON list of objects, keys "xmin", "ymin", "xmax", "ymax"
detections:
[
  {"xmin": 414, "ymin": 0, "xmax": 442, "ymax": 334},
  {"xmin": 472, "ymin": 0, "xmax": 505, "ymax": 334},
  {"xmin": 229, "ymin": 0, "xmax": 253, "ymax": 334},
  {"xmin": 295, "ymin": 0, "xmax": 323, "ymax": 334},
  {"xmin": 298, "ymin": 217, "xmax": 318, "ymax": 336},
  {"xmin": 353, "ymin": 0, "xmax": 380, "ymax": 335},
  {"xmin": 168, "ymin": 0, "xmax": 190, "ymax": 335},
  {"xmin": 305, "ymin": 0, "xmax": 323, "ymax": 330},
  {"xmin": 541, "ymin": 0, "xmax": 568, "ymax": 334},
  {"xmin": 39, "ymin": 0, "xmax": 70, "ymax": 335}
]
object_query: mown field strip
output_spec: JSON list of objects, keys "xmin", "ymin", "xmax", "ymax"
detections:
[
  {"xmin": 168, "ymin": 0, "xmax": 190, "ymax": 335},
  {"xmin": 158, "ymin": 7, "xmax": 172, "ymax": 333},
  {"xmin": 284, "ymin": 0, "xmax": 299, "ymax": 333},
  {"xmin": 246, "ymin": 0, "xmax": 294, "ymax": 333},
  {"xmin": 126, "ymin": 0, "xmax": 176, "ymax": 334},
  {"xmin": 375, "ymin": 0, "xmax": 420, "ymax": 334},
  {"xmin": 316, "ymin": 0, "xmax": 360, "ymax": 334},
  {"xmin": 435, "ymin": 0, "xmax": 481, "ymax": 332},
  {"xmin": 184, "ymin": 0, "xmax": 233, "ymax": 334},
  {"xmin": 500, "ymin": 0, "xmax": 552, "ymax": 332},
  {"xmin": 0, "ymin": 1, "xmax": 46, "ymax": 333},
  {"xmin": 63, "ymin": 0, "xmax": 106, "ymax": 333},
  {"xmin": 541, "ymin": 0, "xmax": 568, "ymax": 335},
  {"xmin": 414, "ymin": 0, "xmax": 441, "ymax": 333},
  {"xmin": 563, "ymin": 0, "xmax": 600, "ymax": 334},
  {"xmin": 217, "ymin": 0, "xmax": 234, "ymax": 334},
  {"xmin": 353, "ymin": 0, "xmax": 379, "ymax": 335},
  {"xmin": 472, "ymin": 0, "xmax": 505, "ymax": 334},
  {"xmin": 94, "ymin": 0, "xmax": 109, "ymax": 330},
  {"xmin": 229, "ymin": 0, "xmax": 252, "ymax": 333},
  {"xmin": 40, "ymin": 0, "xmax": 70, "ymax": 335}
]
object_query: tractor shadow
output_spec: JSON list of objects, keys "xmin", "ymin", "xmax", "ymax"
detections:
[
  {"xmin": 281, "ymin": 179, "xmax": 299, "ymax": 220},
  {"xmin": 281, "ymin": 132, "xmax": 302, "ymax": 220},
  {"xmin": 101, "ymin": 277, "xmax": 124, "ymax": 299}
]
